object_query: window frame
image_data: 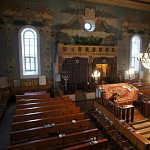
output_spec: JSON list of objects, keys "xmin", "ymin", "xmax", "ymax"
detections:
[
  {"xmin": 130, "ymin": 34, "xmax": 142, "ymax": 72},
  {"xmin": 19, "ymin": 25, "xmax": 41, "ymax": 79}
]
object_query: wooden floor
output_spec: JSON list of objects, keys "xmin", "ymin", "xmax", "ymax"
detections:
[{"xmin": 134, "ymin": 107, "xmax": 145, "ymax": 122}]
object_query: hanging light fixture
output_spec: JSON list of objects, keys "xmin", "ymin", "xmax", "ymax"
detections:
[{"xmin": 137, "ymin": 43, "xmax": 150, "ymax": 70}]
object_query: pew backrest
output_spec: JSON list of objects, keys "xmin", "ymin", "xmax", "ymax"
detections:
[
  {"xmin": 7, "ymin": 128, "xmax": 99, "ymax": 150},
  {"xmin": 62, "ymin": 139, "xmax": 108, "ymax": 150},
  {"xmin": 16, "ymin": 96, "xmax": 71, "ymax": 104},
  {"xmin": 15, "ymin": 103, "xmax": 76, "ymax": 115},
  {"xmin": 12, "ymin": 112, "xmax": 85, "ymax": 131},
  {"xmin": 14, "ymin": 107, "xmax": 81, "ymax": 122},
  {"xmin": 16, "ymin": 99, "xmax": 72, "ymax": 109},
  {"xmin": 16, "ymin": 93, "xmax": 50, "ymax": 100},
  {"xmin": 10, "ymin": 119, "xmax": 91, "ymax": 144}
]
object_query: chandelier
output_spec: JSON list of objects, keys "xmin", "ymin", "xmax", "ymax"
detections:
[{"xmin": 137, "ymin": 43, "xmax": 150, "ymax": 69}]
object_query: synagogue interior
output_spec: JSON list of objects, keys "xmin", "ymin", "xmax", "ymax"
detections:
[{"xmin": 0, "ymin": 0, "xmax": 150, "ymax": 150}]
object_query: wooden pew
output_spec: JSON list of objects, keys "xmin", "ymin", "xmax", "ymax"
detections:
[
  {"xmin": 15, "ymin": 103, "xmax": 76, "ymax": 115},
  {"xmin": 12, "ymin": 112, "xmax": 85, "ymax": 131},
  {"xmin": 16, "ymin": 93, "xmax": 50, "ymax": 100},
  {"xmin": 140, "ymin": 89, "xmax": 150, "ymax": 97},
  {"xmin": 144, "ymin": 133, "xmax": 150, "ymax": 139},
  {"xmin": 114, "ymin": 119, "xmax": 150, "ymax": 150},
  {"xmin": 132, "ymin": 121, "xmax": 150, "ymax": 130},
  {"xmin": 136, "ymin": 127, "xmax": 150, "ymax": 135},
  {"xmin": 14, "ymin": 107, "xmax": 81, "ymax": 122},
  {"xmin": 131, "ymin": 119, "xmax": 150, "ymax": 125},
  {"xmin": 62, "ymin": 139, "xmax": 108, "ymax": 150},
  {"xmin": 16, "ymin": 96, "xmax": 70, "ymax": 104},
  {"xmin": 10, "ymin": 119, "xmax": 91, "ymax": 144},
  {"xmin": 7, "ymin": 128, "xmax": 99, "ymax": 150},
  {"xmin": 16, "ymin": 99, "xmax": 72, "ymax": 109},
  {"xmin": 129, "ymin": 132, "xmax": 150, "ymax": 150}
]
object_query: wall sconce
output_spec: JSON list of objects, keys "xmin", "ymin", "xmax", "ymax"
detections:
[
  {"xmin": 126, "ymin": 68, "xmax": 134, "ymax": 80},
  {"xmin": 92, "ymin": 70, "xmax": 100, "ymax": 83}
]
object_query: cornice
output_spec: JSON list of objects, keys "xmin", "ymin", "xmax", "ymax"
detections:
[{"xmin": 85, "ymin": 0, "xmax": 150, "ymax": 12}]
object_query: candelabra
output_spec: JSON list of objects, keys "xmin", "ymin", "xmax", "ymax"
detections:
[
  {"xmin": 92, "ymin": 70, "xmax": 100, "ymax": 83},
  {"xmin": 61, "ymin": 71, "xmax": 70, "ymax": 93}
]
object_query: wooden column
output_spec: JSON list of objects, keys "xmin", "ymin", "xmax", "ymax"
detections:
[
  {"xmin": 122, "ymin": 108, "xmax": 126, "ymax": 120},
  {"xmin": 126, "ymin": 107, "xmax": 130, "ymax": 123},
  {"xmin": 131, "ymin": 106, "xmax": 134, "ymax": 122},
  {"xmin": 88, "ymin": 56, "xmax": 93, "ymax": 83},
  {"xmin": 120, "ymin": 105, "xmax": 134, "ymax": 123}
]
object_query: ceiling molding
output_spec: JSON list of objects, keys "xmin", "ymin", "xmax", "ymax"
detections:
[{"xmin": 85, "ymin": 0, "xmax": 150, "ymax": 12}]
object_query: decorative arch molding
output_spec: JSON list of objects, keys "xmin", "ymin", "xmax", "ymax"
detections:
[
  {"xmin": 0, "ymin": 0, "xmax": 54, "ymax": 86},
  {"xmin": 0, "ymin": 0, "xmax": 53, "ymax": 24},
  {"xmin": 121, "ymin": 15, "xmax": 150, "ymax": 33},
  {"xmin": 52, "ymin": 7, "xmax": 120, "ymax": 45},
  {"xmin": 121, "ymin": 15, "xmax": 150, "ymax": 72}
]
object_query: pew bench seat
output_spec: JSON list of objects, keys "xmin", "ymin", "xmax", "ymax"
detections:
[
  {"xmin": 16, "ymin": 93, "xmax": 50, "ymax": 100},
  {"xmin": 16, "ymin": 99, "xmax": 72, "ymax": 109},
  {"xmin": 16, "ymin": 96, "xmax": 71, "ymax": 104},
  {"xmin": 7, "ymin": 128, "xmax": 99, "ymax": 150},
  {"xmin": 62, "ymin": 139, "xmax": 108, "ymax": 150},
  {"xmin": 10, "ymin": 119, "xmax": 91, "ymax": 144},
  {"xmin": 12, "ymin": 112, "xmax": 85, "ymax": 131},
  {"xmin": 14, "ymin": 107, "xmax": 81, "ymax": 122},
  {"xmin": 15, "ymin": 103, "xmax": 76, "ymax": 115}
]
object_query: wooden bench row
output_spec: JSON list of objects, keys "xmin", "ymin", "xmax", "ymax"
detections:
[
  {"xmin": 16, "ymin": 93, "xmax": 51, "ymax": 100},
  {"xmin": 62, "ymin": 139, "xmax": 108, "ymax": 150},
  {"xmin": 11, "ymin": 119, "xmax": 90, "ymax": 144},
  {"xmin": 114, "ymin": 119, "xmax": 150, "ymax": 150},
  {"xmin": 132, "ymin": 119, "xmax": 150, "ymax": 141},
  {"xmin": 16, "ymin": 96, "xmax": 70, "ymax": 104},
  {"xmin": 16, "ymin": 99, "xmax": 72, "ymax": 109},
  {"xmin": 132, "ymin": 120, "xmax": 150, "ymax": 130},
  {"xmin": 144, "ymin": 133, "xmax": 150, "ymax": 139},
  {"xmin": 90, "ymin": 109, "xmax": 136, "ymax": 150},
  {"xmin": 14, "ymin": 107, "xmax": 81, "ymax": 122},
  {"xmin": 140, "ymin": 89, "xmax": 150, "ymax": 96},
  {"xmin": 12, "ymin": 112, "xmax": 85, "ymax": 131},
  {"xmin": 7, "ymin": 128, "xmax": 99, "ymax": 150},
  {"xmin": 9, "ymin": 94, "xmax": 109, "ymax": 150},
  {"xmin": 15, "ymin": 103, "xmax": 76, "ymax": 115}
]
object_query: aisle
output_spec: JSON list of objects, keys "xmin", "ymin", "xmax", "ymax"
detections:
[{"xmin": 0, "ymin": 101, "xmax": 15, "ymax": 150}]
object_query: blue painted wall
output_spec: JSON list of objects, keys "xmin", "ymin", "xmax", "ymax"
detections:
[
  {"xmin": 0, "ymin": 0, "xmax": 149, "ymax": 82},
  {"xmin": 0, "ymin": 29, "xmax": 7, "ymax": 76}
]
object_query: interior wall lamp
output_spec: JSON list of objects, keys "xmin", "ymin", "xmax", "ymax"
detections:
[
  {"xmin": 92, "ymin": 70, "xmax": 100, "ymax": 83},
  {"xmin": 126, "ymin": 68, "xmax": 134, "ymax": 80}
]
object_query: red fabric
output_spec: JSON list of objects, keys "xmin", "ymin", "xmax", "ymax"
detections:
[{"xmin": 98, "ymin": 83, "xmax": 139, "ymax": 106}]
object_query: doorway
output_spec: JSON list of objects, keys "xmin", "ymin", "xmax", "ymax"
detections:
[
  {"xmin": 96, "ymin": 64, "xmax": 111, "ymax": 83},
  {"xmin": 93, "ymin": 57, "xmax": 117, "ymax": 83}
]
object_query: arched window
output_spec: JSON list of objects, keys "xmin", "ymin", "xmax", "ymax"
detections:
[
  {"xmin": 130, "ymin": 35, "xmax": 141, "ymax": 72},
  {"xmin": 19, "ymin": 26, "xmax": 41, "ymax": 78}
]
